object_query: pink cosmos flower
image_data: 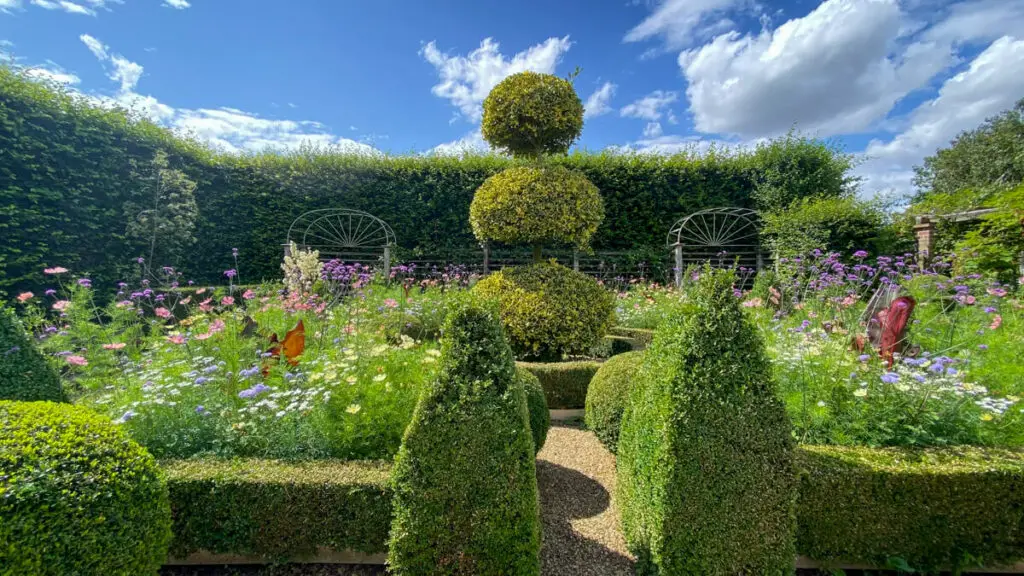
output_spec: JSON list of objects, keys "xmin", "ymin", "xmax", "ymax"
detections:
[
  {"xmin": 990, "ymin": 315, "xmax": 1003, "ymax": 331},
  {"xmin": 167, "ymin": 335, "xmax": 187, "ymax": 345},
  {"xmin": 242, "ymin": 289, "xmax": 256, "ymax": 300},
  {"xmin": 180, "ymin": 296, "xmax": 192, "ymax": 305},
  {"xmin": 988, "ymin": 287, "xmax": 1009, "ymax": 298},
  {"xmin": 66, "ymin": 355, "xmax": 88, "ymax": 366},
  {"xmin": 52, "ymin": 300, "xmax": 71, "ymax": 311},
  {"xmin": 742, "ymin": 298, "xmax": 763, "ymax": 308},
  {"xmin": 193, "ymin": 332, "xmax": 211, "ymax": 341},
  {"xmin": 383, "ymin": 298, "xmax": 398, "ymax": 309},
  {"xmin": 196, "ymin": 288, "xmax": 207, "ymax": 295},
  {"xmin": 103, "ymin": 343, "xmax": 126, "ymax": 350},
  {"xmin": 43, "ymin": 267, "xmax": 69, "ymax": 275},
  {"xmin": 221, "ymin": 296, "xmax": 235, "ymax": 306},
  {"xmin": 16, "ymin": 292, "xmax": 34, "ymax": 303},
  {"xmin": 154, "ymin": 307, "xmax": 172, "ymax": 319},
  {"xmin": 209, "ymin": 319, "xmax": 226, "ymax": 334},
  {"xmin": 199, "ymin": 298, "xmax": 213, "ymax": 313}
]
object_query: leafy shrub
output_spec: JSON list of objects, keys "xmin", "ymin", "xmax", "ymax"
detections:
[
  {"xmin": 589, "ymin": 335, "xmax": 636, "ymax": 358},
  {"xmin": 608, "ymin": 326, "xmax": 654, "ymax": 348},
  {"xmin": 762, "ymin": 196, "xmax": 893, "ymax": 258},
  {"xmin": 388, "ymin": 305, "xmax": 541, "ymax": 575},
  {"xmin": 617, "ymin": 267, "xmax": 797, "ymax": 575},
  {"xmin": 797, "ymin": 445, "xmax": 1024, "ymax": 572},
  {"xmin": 481, "ymin": 71, "xmax": 584, "ymax": 158},
  {"xmin": 473, "ymin": 262, "xmax": 614, "ymax": 360},
  {"xmin": 750, "ymin": 131, "xmax": 856, "ymax": 213},
  {"xmin": 585, "ymin": 351, "xmax": 643, "ymax": 453},
  {"xmin": 470, "ymin": 166, "xmax": 604, "ymax": 250},
  {"xmin": 516, "ymin": 360, "xmax": 600, "ymax": 409},
  {"xmin": 0, "ymin": 401, "xmax": 172, "ymax": 575},
  {"xmin": 165, "ymin": 458, "xmax": 392, "ymax": 559},
  {"xmin": 0, "ymin": 306, "xmax": 63, "ymax": 402},
  {"xmin": 517, "ymin": 367, "xmax": 550, "ymax": 454}
]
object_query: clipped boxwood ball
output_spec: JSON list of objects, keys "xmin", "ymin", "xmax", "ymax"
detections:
[
  {"xmin": 0, "ymin": 401, "xmax": 172, "ymax": 576},
  {"xmin": 470, "ymin": 166, "xmax": 604, "ymax": 249},
  {"xmin": 516, "ymin": 366, "xmax": 550, "ymax": 454},
  {"xmin": 585, "ymin": 351, "xmax": 644, "ymax": 454},
  {"xmin": 481, "ymin": 71, "xmax": 584, "ymax": 158},
  {"xmin": 474, "ymin": 262, "xmax": 615, "ymax": 361},
  {"xmin": 0, "ymin": 306, "xmax": 63, "ymax": 402}
]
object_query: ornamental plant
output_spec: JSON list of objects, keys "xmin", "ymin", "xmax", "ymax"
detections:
[{"xmin": 481, "ymin": 71, "xmax": 584, "ymax": 158}]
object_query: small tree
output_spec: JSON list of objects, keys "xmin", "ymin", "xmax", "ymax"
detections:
[
  {"xmin": 481, "ymin": 71, "xmax": 584, "ymax": 158},
  {"xmin": 123, "ymin": 151, "xmax": 198, "ymax": 271}
]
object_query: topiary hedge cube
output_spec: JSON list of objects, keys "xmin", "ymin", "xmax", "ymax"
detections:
[
  {"xmin": 388, "ymin": 304, "xmax": 541, "ymax": 575},
  {"xmin": 617, "ymin": 267, "xmax": 797, "ymax": 575},
  {"xmin": 0, "ymin": 306, "xmax": 63, "ymax": 402}
]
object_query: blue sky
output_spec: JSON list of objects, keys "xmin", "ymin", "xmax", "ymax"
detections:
[{"xmin": 2, "ymin": 0, "xmax": 1024, "ymax": 199}]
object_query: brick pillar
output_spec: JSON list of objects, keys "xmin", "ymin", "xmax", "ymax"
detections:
[{"xmin": 913, "ymin": 216, "xmax": 935, "ymax": 267}]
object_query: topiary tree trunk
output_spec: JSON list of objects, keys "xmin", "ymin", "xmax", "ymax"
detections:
[
  {"xmin": 617, "ymin": 267, "xmax": 797, "ymax": 575},
  {"xmin": 387, "ymin": 304, "xmax": 541, "ymax": 575}
]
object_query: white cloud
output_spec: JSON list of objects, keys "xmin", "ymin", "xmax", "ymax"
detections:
[
  {"xmin": 624, "ymin": 0, "xmax": 746, "ymax": 49},
  {"xmin": 0, "ymin": 0, "xmax": 19, "ymax": 10},
  {"xmin": 609, "ymin": 134, "xmax": 755, "ymax": 155},
  {"xmin": 110, "ymin": 54, "xmax": 142, "ymax": 91},
  {"xmin": 643, "ymin": 122, "xmax": 663, "ymax": 138},
  {"xmin": 162, "ymin": 0, "xmax": 189, "ymax": 8},
  {"xmin": 583, "ymin": 81, "xmax": 616, "ymax": 118},
  {"xmin": 428, "ymin": 130, "xmax": 490, "ymax": 156},
  {"xmin": 678, "ymin": 0, "xmax": 960, "ymax": 138},
  {"xmin": 25, "ymin": 65, "xmax": 80, "ymax": 85},
  {"xmin": 29, "ymin": 0, "xmax": 94, "ymax": 14},
  {"xmin": 856, "ymin": 36, "xmax": 1024, "ymax": 198},
  {"xmin": 80, "ymin": 34, "xmax": 107, "ymax": 60},
  {"xmin": 421, "ymin": 36, "xmax": 572, "ymax": 121},
  {"xmin": 921, "ymin": 0, "xmax": 1024, "ymax": 47},
  {"xmin": 621, "ymin": 90, "xmax": 678, "ymax": 121}
]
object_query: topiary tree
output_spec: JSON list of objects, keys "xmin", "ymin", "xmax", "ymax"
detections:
[
  {"xmin": 0, "ymin": 306, "xmax": 63, "ymax": 402},
  {"xmin": 516, "ymin": 366, "xmax": 550, "ymax": 454},
  {"xmin": 481, "ymin": 71, "xmax": 584, "ymax": 159},
  {"xmin": 0, "ymin": 401, "xmax": 172, "ymax": 575},
  {"xmin": 388, "ymin": 304, "xmax": 541, "ymax": 575},
  {"xmin": 617, "ymin": 267, "xmax": 796, "ymax": 575},
  {"xmin": 474, "ymin": 262, "xmax": 614, "ymax": 360},
  {"xmin": 471, "ymin": 165, "xmax": 604, "ymax": 256},
  {"xmin": 585, "ymin": 350, "xmax": 644, "ymax": 454}
]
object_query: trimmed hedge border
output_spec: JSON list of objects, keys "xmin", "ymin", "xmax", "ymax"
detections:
[
  {"xmin": 516, "ymin": 360, "xmax": 601, "ymax": 409},
  {"xmin": 796, "ymin": 445, "xmax": 1024, "ymax": 573},
  {"xmin": 608, "ymin": 327, "xmax": 654, "ymax": 349},
  {"xmin": 163, "ymin": 459, "xmax": 392, "ymax": 561}
]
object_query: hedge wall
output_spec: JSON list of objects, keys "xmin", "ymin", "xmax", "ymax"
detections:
[
  {"xmin": 516, "ymin": 360, "xmax": 601, "ymax": 409},
  {"xmin": 796, "ymin": 445, "xmax": 1024, "ymax": 573},
  {"xmin": 163, "ymin": 458, "xmax": 393, "ymax": 560},
  {"xmin": 1, "ymin": 67, "xmax": 852, "ymax": 297}
]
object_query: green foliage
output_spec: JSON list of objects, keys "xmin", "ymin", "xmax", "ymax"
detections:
[
  {"xmin": 0, "ymin": 306, "xmax": 63, "ymax": 402},
  {"xmin": 473, "ymin": 262, "xmax": 614, "ymax": 360},
  {"xmin": 0, "ymin": 67, "xmax": 855, "ymax": 297},
  {"xmin": 0, "ymin": 401, "xmax": 172, "ymax": 576},
  {"xmin": 750, "ymin": 131, "xmax": 857, "ymax": 213},
  {"xmin": 388, "ymin": 304, "xmax": 541, "ymax": 575},
  {"xmin": 124, "ymin": 150, "xmax": 199, "ymax": 270},
  {"xmin": 617, "ymin": 267, "xmax": 797, "ymax": 575},
  {"xmin": 952, "ymin": 184, "xmax": 1024, "ymax": 283},
  {"xmin": 608, "ymin": 326, "xmax": 655, "ymax": 348},
  {"xmin": 915, "ymin": 98, "xmax": 1024, "ymax": 200},
  {"xmin": 585, "ymin": 351, "xmax": 643, "ymax": 453},
  {"xmin": 516, "ymin": 359, "xmax": 601, "ymax": 410},
  {"xmin": 481, "ymin": 71, "xmax": 584, "ymax": 158},
  {"xmin": 588, "ymin": 335, "xmax": 637, "ymax": 358},
  {"xmin": 516, "ymin": 367, "xmax": 550, "ymax": 454},
  {"xmin": 797, "ymin": 445, "xmax": 1024, "ymax": 572},
  {"xmin": 470, "ymin": 166, "xmax": 604, "ymax": 250},
  {"xmin": 762, "ymin": 196, "xmax": 893, "ymax": 257},
  {"xmin": 164, "ymin": 458, "xmax": 392, "ymax": 559}
]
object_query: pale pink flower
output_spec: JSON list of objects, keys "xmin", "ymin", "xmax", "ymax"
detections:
[
  {"xmin": 196, "ymin": 288, "xmax": 207, "ymax": 295},
  {"xmin": 167, "ymin": 335, "xmax": 187, "ymax": 345},
  {"xmin": 383, "ymin": 298, "xmax": 398, "ymax": 309},
  {"xmin": 180, "ymin": 296, "xmax": 192, "ymax": 305},
  {"xmin": 242, "ymin": 289, "xmax": 256, "ymax": 300},
  {"xmin": 66, "ymin": 355, "xmax": 88, "ymax": 366},
  {"xmin": 209, "ymin": 319, "xmax": 226, "ymax": 334},
  {"xmin": 16, "ymin": 292, "xmax": 34, "ymax": 303},
  {"xmin": 990, "ymin": 315, "xmax": 1003, "ymax": 331},
  {"xmin": 52, "ymin": 300, "xmax": 71, "ymax": 311},
  {"xmin": 115, "ymin": 300, "xmax": 133, "ymax": 308},
  {"xmin": 43, "ymin": 267, "xmax": 69, "ymax": 275},
  {"xmin": 193, "ymin": 332, "xmax": 211, "ymax": 341},
  {"xmin": 154, "ymin": 307, "xmax": 172, "ymax": 319},
  {"xmin": 221, "ymin": 296, "xmax": 235, "ymax": 306},
  {"xmin": 103, "ymin": 343, "xmax": 126, "ymax": 350},
  {"xmin": 841, "ymin": 295, "xmax": 858, "ymax": 308},
  {"xmin": 742, "ymin": 298, "xmax": 763, "ymax": 308},
  {"xmin": 988, "ymin": 287, "xmax": 1009, "ymax": 298},
  {"xmin": 199, "ymin": 298, "xmax": 213, "ymax": 313}
]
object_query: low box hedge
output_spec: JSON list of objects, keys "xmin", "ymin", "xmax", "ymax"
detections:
[
  {"xmin": 608, "ymin": 327, "xmax": 654, "ymax": 348},
  {"xmin": 796, "ymin": 445, "xmax": 1024, "ymax": 573},
  {"xmin": 516, "ymin": 360, "xmax": 601, "ymax": 409},
  {"xmin": 163, "ymin": 458, "xmax": 393, "ymax": 561}
]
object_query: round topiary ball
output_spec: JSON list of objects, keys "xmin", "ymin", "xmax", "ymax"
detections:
[
  {"xmin": 516, "ymin": 366, "xmax": 550, "ymax": 454},
  {"xmin": 585, "ymin": 351, "xmax": 644, "ymax": 454},
  {"xmin": 470, "ymin": 166, "xmax": 604, "ymax": 250},
  {"xmin": 0, "ymin": 401, "xmax": 172, "ymax": 576},
  {"xmin": 0, "ymin": 306, "xmax": 64, "ymax": 402},
  {"xmin": 481, "ymin": 71, "xmax": 584, "ymax": 158},
  {"xmin": 473, "ymin": 262, "xmax": 615, "ymax": 361}
]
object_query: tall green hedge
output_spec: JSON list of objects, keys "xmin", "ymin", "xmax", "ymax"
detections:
[
  {"xmin": 388, "ymin": 304, "xmax": 541, "ymax": 575},
  {"xmin": 1, "ymin": 66, "xmax": 852, "ymax": 297},
  {"xmin": 617, "ymin": 267, "xmax": 796, "ymax": 575},
  {"xmin": 0, "ymin": 305, "xmax": 63, "ymax": 402}
]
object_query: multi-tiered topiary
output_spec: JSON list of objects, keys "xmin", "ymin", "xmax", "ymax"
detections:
[
  {"xmin": 617, "ymin": 267, "xmax": 797, "ymax": 575},
  {"xmin": 0, "ymin": 305, "xmax": 63, "ymax": 402},
  {"xmin": 471, "ymin": 71, "xmax": 613, "ymax": 360}
]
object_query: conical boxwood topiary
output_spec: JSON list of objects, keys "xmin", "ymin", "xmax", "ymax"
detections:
[
  {"xmin": 0, "ymin": 305, "xmax": 63, "ymax": 402},
  {"xmin": 388, "ymin": 304, "xmax": 541, "ymax": 575},
  {"xmin": 617, "ymin": 267, "xmax": 797, "ymax": 575}
]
